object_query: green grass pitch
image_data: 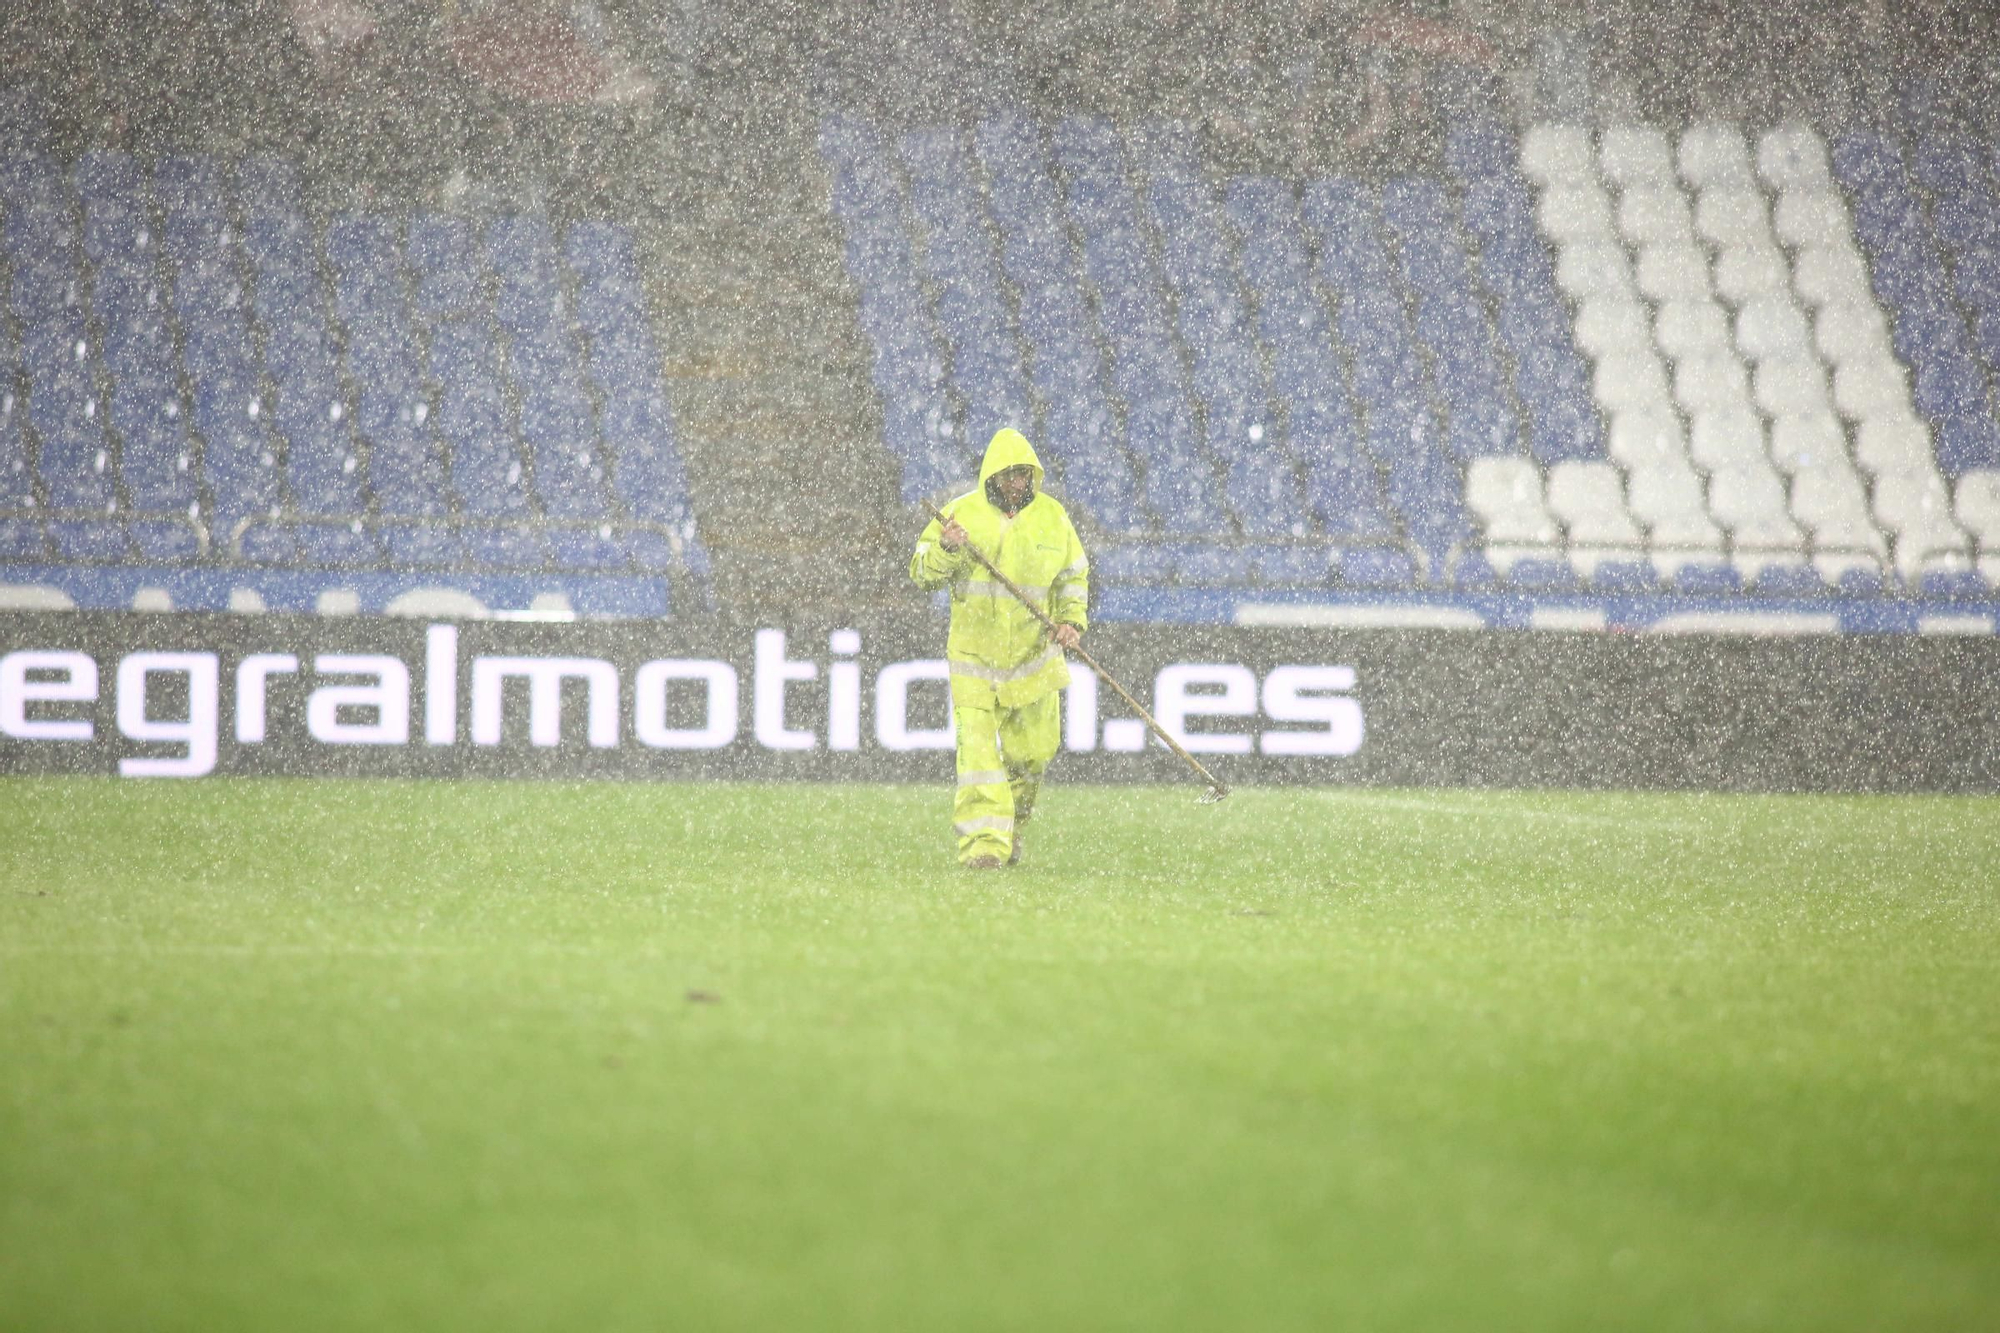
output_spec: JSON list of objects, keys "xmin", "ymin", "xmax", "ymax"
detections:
[{"xmin": 2, "ymin": 777, "xmax": 1997, "ymax": 1331}]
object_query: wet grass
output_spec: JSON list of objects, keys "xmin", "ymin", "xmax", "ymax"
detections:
[{"xmin": 2, "ymin": 777, "xmax": 1997, "ymax": 1331}]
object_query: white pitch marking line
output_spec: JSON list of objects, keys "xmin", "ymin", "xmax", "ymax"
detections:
[{"xmin": 1319, "ymin": 789, "xmax": 1704, "ymax": 834}]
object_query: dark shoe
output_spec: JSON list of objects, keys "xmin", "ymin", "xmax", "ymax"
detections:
[
  {"xmin": 964, "ymin": 855, "xmax": 1004, "ymax": 870},
  {"xmin": 1006, "ymin": 832, "xmax": 1023, "ymax": 867}
]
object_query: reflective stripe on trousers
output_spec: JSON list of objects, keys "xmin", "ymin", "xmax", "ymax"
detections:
[{"xmin": 952, "ymin": 690, "xmax": 1060, "ymax": 865}]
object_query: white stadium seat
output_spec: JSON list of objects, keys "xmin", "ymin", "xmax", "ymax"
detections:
[
  {"xmin": 1574, "ymin": 297, "xmax": 1653, "ymax": 359},
  {"xmin": 1757, "ymin": 122, "xmax": 1834, "ymax": 191},
  {"xmin": 1753, "ymin": 357, "xmax": 1833, "ymax": 418},
  {"xmin": 1689, "ymin": 406, "xmax": 1768, "ymax": 472},
  {"xmin": 1607, "ymin": 409, "xmax": 1689, "ymax": 470},
  {"xmin": 1538, "ymin": 183, "xmax": 1618, "ymax": 242},
  {"xmin": 1793, "ymin": 244, "xmax": 1873, "ymax": 307},
  {"xmin": 1854, "ymin": 413, "xmax": 1936, "ymax": 476},
  {"xmin": 1955, "ymin": 470, "xmax": 2000, "ymax": 551},
  {"xmin": 1630, "ymin": 462, "xmax": 1728, "ymax": 553},
  {"xmin": 1680, "ymin": 121, "xmax": 1757, "ymax": 188},
  {"xmin": 1833, "ymin": 357, "xmax": 1911, "ymax": 421},
  {"xmin": 1772, "ymin": 190, "xmax": 1852, "ymax": 250},
  {"xmin": 1873, "ymin": 469, "xmax": 1971, "ymax": 569},
  {"xmin": 1635, "ymin": 242, "xmax": 1712, "ymax": 300},
  {"xmin": 1654, "ymin": 298, "xmax": 1732, "ymax": 360},
  {"xmin": 1790, "ymin": 466, "xmax": 1889, "ymax": 556},
  {"xmin": 1769, "ymin": 412, "xmax": 1849, "ymax": 474},
  {"xmin": 1710, "ymin": 463, "xmax": 1805, "ymax": 550},
  {"xmin": 1815, "ymin": 300, "xmax": 1893, "ymax": 364},
  {"xmin": 1546, "ymin": 459, "xmax": 1646, "ymax": 548},
  {"xmin": 1521, "ymin": 124, "xmax": 1596, "ymax": 186},
  {"xmin": 1714, "ymin": 243, "xmax": 1790, "ymax": 304},
  {"xmin": 1465, "ymin": 456, "xmax": 1560, "ymax": 545},
  {"xmin": 1735, "ymin": 295, "xmax": 1813, "ymax": 361},
  {"xmin": 1599, "ymin": 123, "xmax": 1676, "ymax": 187},
  {"xmin": 1694, "ymin": 188, "xmax": 1776, "ymax": 249},
  {"xmin": 1555, "ymin": 241, "xmax": 1634, "ymax": 300},
  {"xmin": 1674, "ymin": 350, "xmax": 1752, "ymax": 412},
  {"xmin": 1596, "ymin": 348, "xmax": 1674, "ymax": 412},
  {"xmin": 1618, "ymin": 186, "xmax": 1697, "ymax": 246}
]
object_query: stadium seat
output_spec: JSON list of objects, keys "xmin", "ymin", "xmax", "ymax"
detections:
[
  {"xmin": 1708, "ymin": 463, "xmax": 1804, "ymax": 551},
  {"xmin": 1546, "ymin": 459, "xmax": 1645, "ymax": 551},
  {"xmin": 1607, "ymin": 410, "xmax": 1689, "ymax": 471},
  {"xmin": 1757, "ymin": 123, "xmax": 1834, "ymax": 191},
  {"xmin": 1769, "ymin": 413, "xmax": 1849, "ymax": 475},
  {"xmin": 1573, "ymin": 297, "xmax": 1651, "ymax": 359},
  {"xmin": 1627, "ymin": 461, "xmax": 1725, "ymax": 554},
  {"xmin": 1854, "ymin": 414, "xmax": 1935, "ymax": 476},
  {"xmin": 1749, "ymin": 562, "xmax": 1828, "ymax": 597},
  {"xmin": 1599, "ymin": 124, "xmax": 1676, "ymax": 188},
  {"xmin": 1520, "ymin": 125, "xmax": 1596, "ymax": 187},
  {"xmin": 1955, "ymin": 470, "xmax": 2000, "ymax": 552},
  {"xmin": 1672, "ymin": 561, "xmax": 1743, "ymax": 594},
  {"xmin": 1505, "ymin": 555, "xmax": 1576, "ymax": 590},
  {"xmin": 1918, "ymin": 568, "xmax": 1988, "ymax": 600},
  {"xmin": 1679, "ymin": 122, "xmax": 1757, "ymax": 189},
  {"xmin": 1654, "ymin": 298, "xmax": 1731, "ymax": 360},
  {"xmin": 1635, "ymin": 243, "xmax": 1712, "ymax": 301},
  {"xmin": 1337, "ymin": 547, "xmax": 1417, "ymax": 590},
  {"xmin": 1688, "ymin": 407, "xmax": 1767, "ymax": 472}
]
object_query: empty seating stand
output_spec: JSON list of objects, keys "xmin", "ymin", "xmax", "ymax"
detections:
[
  {"xmin": 815, "ymin": 102, "xmax": 1998, "ymax": 615},
  {"xmin": 0, "ymin": 118, "xmax": 711, "ymax": 615}
]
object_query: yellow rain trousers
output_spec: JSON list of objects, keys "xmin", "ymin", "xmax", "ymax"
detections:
[{"xmin": 910, "ymin": 428, "xmax": 1090, "ymax": 865}]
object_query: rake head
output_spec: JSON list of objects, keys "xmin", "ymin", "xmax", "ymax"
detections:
[{"xmin": 1197, "ymin": 784, "xmax": 1231, "ymax": 806}]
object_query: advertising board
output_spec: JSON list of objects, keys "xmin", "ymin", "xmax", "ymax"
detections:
[{"xmin": 2, "ymin": 613, "xmax": 1996, "ymax": 791}]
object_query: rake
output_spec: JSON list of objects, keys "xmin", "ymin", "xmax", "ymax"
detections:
[{"xmin": 923, "ymin": 499, "xmax": 1230, "ymax": 804}]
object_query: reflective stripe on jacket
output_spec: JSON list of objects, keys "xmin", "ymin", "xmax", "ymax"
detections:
[{"xmin": 909, "ymin": 428, "xmax": 1090, "ymax": 708}]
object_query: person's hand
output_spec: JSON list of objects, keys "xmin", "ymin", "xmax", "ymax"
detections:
[
  {"xmin": 1052, "ymin": 624, "xmax": 1081, "ymax": 651},
  {"xmin": 939, "ymin": 516, "xmax": 969, "ymax": 551}
]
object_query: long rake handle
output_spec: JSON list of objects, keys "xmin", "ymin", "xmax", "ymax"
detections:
[{"xmin": 923, "ymin": 500, "xmax": 1229, "ymax": 800}]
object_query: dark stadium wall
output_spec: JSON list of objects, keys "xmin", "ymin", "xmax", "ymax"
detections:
[{"xmin": 3, "ymin": 612, "xmax": 1997, "ymax": 792}]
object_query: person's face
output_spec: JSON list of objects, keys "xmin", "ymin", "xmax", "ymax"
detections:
[{"xmin": 994, "ymin": 465, "xmax": 1035, "ymax": 508}]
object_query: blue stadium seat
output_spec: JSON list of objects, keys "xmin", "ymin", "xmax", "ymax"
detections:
[
  {"xmin": 1672, "ymin": 563, "xmax": 1743, "ymax": 595},
  {"xmin": 1176, "ymin": 545, "xmax": 1257, "ymax": 586},
  {"xmin": 1836, "ymin": 566, "xmax": 1891, "ymax": 598},
  {"xmin": 547, "ymin": 527, "xmax": 629, "ymax": 572},
  {"xmin": 379, "ymin": 524, "xmax": 463, "ymax": 569},
  {"xmin": 1919, "ymin": 568, "xmax": 1989, "ymax": 600},
  {"xmin": 1255, "ymin": 544, "xmax": 1337, "ymax": 587},
  {"xmin": 1591, "ymin": 559, "xmax": 1658, "ymax": 593},
  {"xmin": 1338, "ymin": 547, "xmax": 1417, "ymax": 589},
  {"xmin": 1749, "ymin": 563, "xmax": 1828, "ymax": 598},
  {"xmin": 0, "ymin": 517, "xmax": 50, "ymax": 560},
  {"xmin": 1091, "ymin": 544, "xmax": 1178, "ymax": 584},
  {"xmin": 463, "ymin": 526, "xmax": 550, "ymax": 571},
  {"xmin": 128, "ymin": 519, "xmax": 202, "ymax": 562},
  {"xmin": 1506, "ymin": 556, "xmax": 1577, "ymax": 591},
  {"xmin": 47, "ymin": 518, "xmax": 133, "ymax": 562},
  {"xmin": 620, "ymin": 529, "xmax": 680, "ymax": 573},
  {"xmin": 292, "ymin": 521, "xmax": 382, "ymax": 568}
]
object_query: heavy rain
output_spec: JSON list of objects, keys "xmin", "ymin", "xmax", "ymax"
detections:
[{"xmin": 1, "ymin": 1, "xmax": 1997, "ymax": 1328}]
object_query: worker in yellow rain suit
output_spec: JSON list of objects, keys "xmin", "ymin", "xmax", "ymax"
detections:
[{"xmin": 910, "ymin": 427, "xmax": 1089, "ymax": 870}]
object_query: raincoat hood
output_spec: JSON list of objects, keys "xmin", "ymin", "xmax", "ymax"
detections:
[{"xmin": 978, "ymin": 428, "xmax": 1045, "ymax": 489}]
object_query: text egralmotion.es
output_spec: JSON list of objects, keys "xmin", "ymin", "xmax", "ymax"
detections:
[{"xmin": 0, "ymin": 626, "xmax": 1366, "ymax": 778}]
